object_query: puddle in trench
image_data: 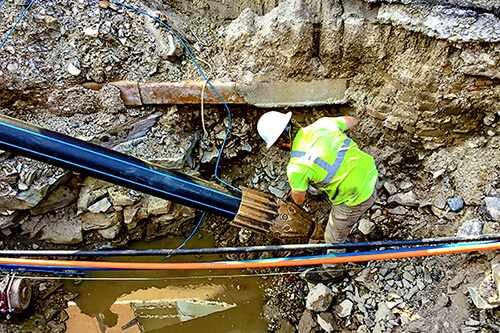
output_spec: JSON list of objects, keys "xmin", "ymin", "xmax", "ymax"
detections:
[{"xmin": 64, "ymin": 231, "xmax": 270, "ymax": 333}]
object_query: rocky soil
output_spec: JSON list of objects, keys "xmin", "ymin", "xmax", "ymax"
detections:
[{"xmin": 1, "ymin": 0, "xmax": 500, "ymax": 332}]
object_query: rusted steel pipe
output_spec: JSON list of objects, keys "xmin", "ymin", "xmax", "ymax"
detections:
[{"xmin": 106, "ymin": 79, "xmax": 348, "ymax": 107}]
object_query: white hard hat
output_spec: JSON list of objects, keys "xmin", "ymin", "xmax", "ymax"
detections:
[{"xmin": 257, "ymin": 111, "xmax": 292, "ymax": 148}]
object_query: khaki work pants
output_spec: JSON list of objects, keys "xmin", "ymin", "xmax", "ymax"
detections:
[{"xmin": 324, "ymin": 186, "xmax": 378, "ymax": 245}]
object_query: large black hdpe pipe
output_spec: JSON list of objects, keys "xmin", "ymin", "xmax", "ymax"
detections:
[{"xmin": 0, "ymin": 115, "xmax": 241, "ymax": 219}]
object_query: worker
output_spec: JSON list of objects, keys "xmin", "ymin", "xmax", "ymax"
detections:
[{"xmin": 257, "ymin": 111, "xmax": 378, "ymax": 281}]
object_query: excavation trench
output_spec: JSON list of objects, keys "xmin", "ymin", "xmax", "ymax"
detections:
[
  {"xmin": 1, "ymin": 0, "xmax": 500, "ymax": 331},
  {"xmin": 0, "ymin": 97, "xmax": 498, "ymax": 333}
]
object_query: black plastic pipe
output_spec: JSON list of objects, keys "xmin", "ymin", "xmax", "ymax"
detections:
[{"xmin": 0, "ymin": 115, "xmax": 241, "ymax": 219}]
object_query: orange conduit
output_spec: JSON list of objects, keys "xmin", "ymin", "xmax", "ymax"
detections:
[{"xmin": 0, "ymin": 241, "xmax": 499, "ymax": 271}]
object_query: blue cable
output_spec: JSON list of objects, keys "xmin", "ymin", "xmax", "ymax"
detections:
[
  {"xmin": 0, "ymin": 266, "xmax": 86, "ymax": 275},
  {"xmin": 0, "ymin": 0, "xmax": 36, "ymax": 51},
  {"xmin": 164, "ymin": 212, "xmax": 205, "ymax": 259},
  {"xmin": 111, "ymin": 0, "xmax": 241, "ymax": 194},
  {"xmin": 0, "ymin": 0, "xmax": 7, "ymax": 10}
]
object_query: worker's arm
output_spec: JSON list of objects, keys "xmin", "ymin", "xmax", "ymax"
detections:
[
  {"xmin": 291, "ymin": 189, "xmax": 306, "ymax": 205},
  {"xmin": 342, "ymin": 116, "xmax": 358, "ymax": 134}
]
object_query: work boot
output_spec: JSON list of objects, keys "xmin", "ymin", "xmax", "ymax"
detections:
[{"xmin": 301, "ymin": 267, "xmax": 345, "ymax": 284}]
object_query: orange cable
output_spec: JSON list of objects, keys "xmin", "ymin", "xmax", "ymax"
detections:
[{"xmin": 0, "ymin": 241, "xmax": 499, "ymax": 271}]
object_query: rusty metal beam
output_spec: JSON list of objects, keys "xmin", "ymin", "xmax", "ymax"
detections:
[
  {"xmin": 140, "ymin": 80, "xmax": 246, "ymax": 105},
  {"xmin": 106, "ymin": 79, "xmax": 348, "ymax": 107}
]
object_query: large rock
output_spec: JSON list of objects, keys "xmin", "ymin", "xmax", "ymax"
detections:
[
  {"xmin": 97, "ymin": 223, "xmax": 121, "ymax": 239},
  {"xmin": 108, "ymin": 186, "xmax": 136, "ymax": 206},
  {"xmin": 456, "ymin": 218, "xmax": 483, "ymax": 237},
  {"xmin": 482, "ymin": 194, "xmax": 500, "ymax": 221},
  {"xmin": 377, "ymin": 2, "xmax": 500, "ymax": 43},
  {"xmin": 123, "ymin": 204, "xmax": 141, "ymax": 230},
  {"xmin": 23, "ymin": 207, "xmax": 83, "ymax": 244},
  {"xmin": 30, "ymin": 179, "xmax": 79, "ymax": 216},
  {"xmin": 77, "ymin": 177, "xmax": 113, "ymax": 211},
  {"xmin": 224, "ymin": 0, "xmax": 316, "ymax": 78},
  {"xmin": 298, "ymin": 310, "xmax": 319, "ymax": 333},
  {"xmin": 0, "ymin": 184, "xmax": 51, "ymax": 210},
  {"xmin": 317, "ymin": 312, "xmax": 337, "ymax": 332},
  {"xmin": 336, "ymin": 299, "xmax": 353, "ymax": 318},
  {"xmin": 306, "ymin": 283, "xmax": 334, "ymax": 312},
  {"xmin": 88, "ymin": 198, "xmax": 112, "ymax": 213},
  {"xmin": 81, "ymin": 211, "xmax": 122, "ymax": 231},
  {"xmin": 147, "ymin": 197, "xmax": 172, "ymax": 216},
  {"xmin": 146, "ymin": 204, "xmax": 196, "ymax": 239},
  {"xmin": 387, "ymin": 191, "xmax": 419, "ymax": 207}
]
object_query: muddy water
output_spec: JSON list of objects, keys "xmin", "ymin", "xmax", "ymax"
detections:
[{"xmin": 63, "ymin": 231, "xmax": 269, "ymax": 332}]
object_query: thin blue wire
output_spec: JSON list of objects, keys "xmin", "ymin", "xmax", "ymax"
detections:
[
  {"xmin": 0, "ymin": 0, "xmax": 36, "ymax": 51},
  {"xmin": 164, "ymin": 212, "xmax": 205, "ymax": 259},
  {"xmin": 0, "ymin": 0, "xmax": 7, "ymax": 10},
  {"xmin": 0, "ymin": 266, "xmax": 86, "ymax": 275},
  {"xmin": 111, "ymin": 0, "xmax": 241, "ymax": 194}
]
